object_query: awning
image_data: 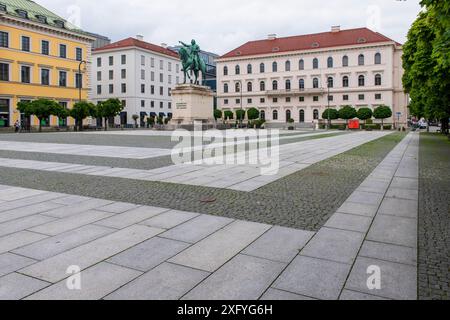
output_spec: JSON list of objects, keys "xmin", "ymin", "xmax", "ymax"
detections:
[
  {"xmin": 140, "ymin": 112, "xmax": 148, "ymax": 116},
  {"xmin": 159, "ymin": 112, "xmax": 166, "ymax": 117},
  {"xmin": 167, "ymin": 113, "xmax": 173, "ymax": 118},
  {"xmin": 150, "ymin": 112, "xmax": 157, "ymax": 117}
]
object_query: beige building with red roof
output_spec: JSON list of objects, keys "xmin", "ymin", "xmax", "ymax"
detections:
[
  {"xmin": 91, "ymin": 36, "xmax": 181, "ymax": 127},
  {"xmin": 216, "ymin": 26, "xmax": 409, "ymax": 127}
]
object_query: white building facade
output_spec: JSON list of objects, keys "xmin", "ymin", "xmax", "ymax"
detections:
[
  {"xmin": 91, "ymin": 36, "xmax": 181, "ymax": 126},
  {"xmin": 216, "ymin": 27, "xmax": 409, "ymax": 127}
]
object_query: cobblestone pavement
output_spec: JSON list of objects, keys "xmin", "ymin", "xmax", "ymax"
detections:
[
  {"xmin": 418, "ymin": 133, "xmax": 450, "ymax": 300},
  {"xmin": 0, "ymin": 133, "xmax": 419, "ymax": 300},
  {"xmin": 0, "ymin": 132, "xmax": 404, "ymax": 231}
]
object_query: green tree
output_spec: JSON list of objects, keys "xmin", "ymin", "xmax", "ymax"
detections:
[
  {"xmin": 70, "ymin": 101, "xmax": 96, "ymax": 132},
  {"xmin": 54, "ymin": 105, "xmax": 70, "ymax": 128},
  {"xmin": 224, "ymin": 111, "xmax": 234, "ymax": 121},
  {"xmin": 403, "ymin": 1, "xmax": 450, "ymax": 134},
  {"xmin": 322, "ymin": 109, "xmax": 339, "ymax": 127},
  {"xmin": 357, "ymin": 108, "xmax": 373, "ymax": 124},
  {"xmin": 338, "ymin": 105, "xmax": 357, "ymax": 128},
  {"xmin": 247, "ymin": 108, "xmax": 260, "ymax": 121},
  {"xmin": 17, "ymin": 99, "xmax": 60, "ymax": 132},
  {"xmin": 373, "ymin": 105, "xmax": 393, "ymax": 129},
  {"xmin": 236, "ymin": 109, "xmax": 246, "ymax": 125},
  {"xmin": 97, "ymin": 99, "xmax": 124, "ymax": 131},
  {"xmin": 214, "ymin": 109, "xmax": 223, "ymax": 121}
]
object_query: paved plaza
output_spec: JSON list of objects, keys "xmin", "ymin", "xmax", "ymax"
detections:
[{"xmin": 0, "ymin": 130, "xmax": 447, "ymax": 300}]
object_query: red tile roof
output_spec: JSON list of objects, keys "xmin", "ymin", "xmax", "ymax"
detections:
[
  {"xmin": 94, "ymin": 37, "xmax": 180, "ymax": 59},
  {"xmin": 220, "ymin": 28, "xmax": 399, "ymax": 59}
]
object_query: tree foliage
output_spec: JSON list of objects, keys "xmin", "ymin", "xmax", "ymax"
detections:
[
  {"xmin": 224, "ymin": 111, "xmax": 234, "ymax": 120},
  {"xmin": 70, "ymin": 101, "xmax": 96, "ymax": 131},
  {"xmin": 403, "ymin": 1, "xmax": 450, "ymax": 133},
  {"xmin": 338, "ymin": 105, "xmax": 357, "ymax": 123},
  {"xmin": 97, "ymin": 99, "xmax": 124, "ymax": 130},
  {"xmin": 322, "ymin": 109, "xmax": 339, "ymax": 121},
  {"xmin": 357, "ymin": 108, "xmax": 373, "ymax": 123},
  {"xmin": 373, "ymin": 105, "xmax": 393, "ymax": 127},
  {"xmin": 247, "ymin": 108, "xmax": 260, "ymax": 121},
  {"xmin": 214, "ymin": 109, "xmax": 223, "ymax": 120},
  {"xmin": 17, "ymin": 99, "xmax": 61, "ymax": 132},
  {"xmin": 236, "ymin": 109, "xmax": 246, "ymax": 122}
]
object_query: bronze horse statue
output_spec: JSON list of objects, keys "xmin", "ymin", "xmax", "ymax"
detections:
[{"xmin": 178, "ymin": 40, "xmax": 206, "ymax": 85}]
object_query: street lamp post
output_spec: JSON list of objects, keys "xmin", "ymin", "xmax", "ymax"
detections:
[
  {"xmin": 327, "ymin": 79, "xmax": 331, "ymax": 130},
  {"xmin": 78, "ymin": 60, "xmax": 87, "ymax": 102}
]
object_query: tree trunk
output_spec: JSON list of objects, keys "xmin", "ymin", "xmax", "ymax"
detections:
[
  {"xmin": 104, "ymin": 118, "xmax": 108, "ymax": 131},
  {"xmin": 441, "ymin": 117, "xmax": 449, "ymax": 135},
  {"xmin": 38, "ymin": 118, "xmax": 42, "ymax": 133},
  {"xmin": 78, "ymin": 118, "xmax": 83, "ymax": 132},
  {"xmin": 381, "ymin": 119, "xmax": 384, "ymax": 131}
]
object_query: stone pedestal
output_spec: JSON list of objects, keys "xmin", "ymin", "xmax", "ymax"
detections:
[{"xmin": 171, "ymin": 84, "xmax": 215, "ymax": 126}]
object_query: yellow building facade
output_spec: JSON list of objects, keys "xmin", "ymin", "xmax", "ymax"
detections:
[{"xmin": 0, "ymin": 0, "xmax": 94, "ymax": 128}]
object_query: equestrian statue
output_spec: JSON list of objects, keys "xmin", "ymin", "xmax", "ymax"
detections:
[{"xmin": 178, "ymin": 39, "xmax": 207, "ymax": 85}]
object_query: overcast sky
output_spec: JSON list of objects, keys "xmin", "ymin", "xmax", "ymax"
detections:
[{"xmin": 38, "ymin": 0, "xmax": 422, "ymax": 55}]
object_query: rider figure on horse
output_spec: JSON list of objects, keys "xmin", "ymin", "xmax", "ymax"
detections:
[{"xmin": 178, "ymin": 39, "xmax": 206, "ymax": 85}]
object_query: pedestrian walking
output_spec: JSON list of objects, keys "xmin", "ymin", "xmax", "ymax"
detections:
[{"xmin": 14, "ymin": 120, "xmax": 20, "ymax": 133}]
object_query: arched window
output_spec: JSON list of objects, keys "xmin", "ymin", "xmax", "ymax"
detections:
[
  {"xmin": 299, "ymin": 59, "xmax": 304, "ymax": 70},
  {"xmin": 358, "ymin": 75, "xmax": 365, "ymax": 87},
  {"xmin": 327, "ymin": 76, "xmax": 334, "ymax": 88},
  {"xmin": 235, "ymin": 65, "xmax": 240, "ymax": 75},
  {"xmin": 285, "ymin": 79, "xmax": 291, "ymax": 91},
  {"xmin": 375, "ymin": 74, "xmax": 382, "ymax": 86},
  {"xmin": 247, "ymin": 82, "xmax": 253, "ymax": 92},
  {"xmin": 313, "ymin": 109, "xmax": 319, "ymax": 120},
  {"xmin": 342, "ymin": 55, "xmax": 349, "ymax": 67},
  {"xmin": 342, "ymin": 76, "xmax": 349, "ymax": 87},
  {"xmin": 247, "ymin": 64, "xmax": 252, "ymax": 74},
  {"xmin": 286, "ymin": 110, "xmax": 291, "ymax": 122},
  {"xmin": 299, "ymin": 79, "xmax": 305, "ymax": 90},
  {"xmin": 235, "ymin": 82, "xmax": 241, "ymax": 92},
  {"xmin": 260, "ymin": 81, "xmax": 265, "ymax": 91},
  {"xmin": 260, "ymin": 110, "xmax": 265, "ymax": 120},
  {"xmin": 358, "ymin": 54, "xmax": 365, "ymax": 66},
  {"xmin": 313, "ymin": 78, "xmax": 319, "ymax": 89},
  {"xmin": 375, "ymin": 53, "xmax": 381, "ymax": 65},
  {"xmin": 224, "ymin": 83, "xmax": 229, "ymax": 93},
  {"xmin": 260, "ymin": 63, "xmax": 265, "ymax": 73},
  {"xmin": 272, "ymin": 62, "xmax": 278, "ymax": 72},
  {"xmin": 273, "ymin": 110, "xmax": 278, "ymax": 120},
  {"xmin": 223, "ymin": 66, "xmax": 228, "ymax": 76},
  {"xmin": 313, "ymin": 58, "xmax": 319, "ymax": 69},
  {"xmin": 285, "ymin": 60, "xmax": 291, "ymax": 71},
  {"xmin": 272, "ymin": 80, "xmax": 278, "ymax": 91},
  {"xmin": 299, "ymin": 110, "xmax": 305, "ymax": 123},
  {"xmin": 327, "ymin": 57, "xmax": 333, "ymax": 68}
]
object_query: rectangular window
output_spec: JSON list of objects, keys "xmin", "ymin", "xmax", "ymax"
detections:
[
  {"xmin": 21, "ymin": 66, "xmax": 31, "ymax": 83},
  {"xmin": 41, "ymin": 69, "xmax": 50, "ymax": 85},
  {"xmin": 168, "ymin": 88, "xmax": 172, "ymax": 96},
  {"xmin": 168, "ymin": 62, "xmax": 172, "ymax": 72},
  {"xmin": 121, "ymin": 83, "xmax": 126, "ymax": 93},
  {"xmin": 97, "ymin": 57, "xmax": 102, "ymax": 67},
  {"xmin": 176, "ymin": 64, "xmax": 179, "ymax": 73},
  {"xmin": 260, "ymin": 98, "xmax": 265, "ymax": 103},
  {"xmin": 375, "ymin": 93, "xmax": 382, "ymax": 100},
  {"xmin": 41, "ymin": 40, "xmax": 49, "ymax": 55},
  {"xmin": 141, "ymin": 69, "xmax": 145, "ymax": 80},
  {"xmin": 160, "ymin": 101, "xmax": 164, "ymax": 109},
  {"xmin": 151, "ymin": 101, "xmax": 155, "ymax": 108},
  {"xmin": 343, "ymin": 95, "xmax": 349, "ymax": 101},
  {"xmin": 236, "ymin": 99, "xmax": 240, "ymax": 104},
  {"xmin": 59, "ymin": 44, "xmax": 67, "ymax": 58},
  {"xmin": 0, "ymin": 31, "xmax": 8, "ymax": 48},
  {"xmin": 328, "ymin": 95, "xmax": 333, "ymax": 101},
  {"xmin": 97, "ymin": 71, "xmax": 102, "ymax": 81},
  {"xmin": 299, "ymin": 96, "xmax": 305, "ymax": 102},
  {"xmin": 151, "ymin": 85, "xmax": 155, "ymax": 95},
  {"xmin": 76, "ymin": 48, "xmax": 83, "ymax": 61},
  {"xmin": 159, "ymin": 87, "xmax": 163, "ymax": 95},
  {"xmin": 75, "ymin": 73, "xmax": 82, "ymax": 89},
  {"xmin": 121, "ymin": 55, "xmax": 126, "ymax": 65},
  {"xmin": 247, "ymin": 98, "xmax": 252, "ymax": 104},
  {"xmin": 0, "ymin": 63, "xmax": 9, "ymax": 81},
  {"xmin": 224, "ymin": 99, "xmax": 229, "ymax": 105},
  {"xmin": 151, "ymin": 72, "xmax": 155, "ymax": 81},
  {"xmin": 141, "ymin": 84, "xmax": 145, "ymax": 93},
  {"xmin": 159, "ymin": 60, "xmax": 163, "ymax": 70},
  {"xmin": 159, "ymin": 73, "xmax": 163, "ymax": 82},
  {"xmin": 273, "ymin": 98, "xmax": 278, "ymax": 103},
  {"xmin": 109, "ymin": 84, "xmax": 114, "ymax": 94},
  {"xmin": 286, "ymin": 97, "xmax": 291, "ymax": 103},
  {"xmin": 168, "ymin": 102, "xmax": 172, "ymax": 109},
  {"xmin": 168, "ymin": 75, "xmax": 172, "ymax": 84},
  {"xmin": 121, "ymin": 69, "xmax": 126, "ymax": 79},
  {"xmin": 109, "ymin": 56, "xmax": 114, "ymax": 66},
  {"xmin": 109, "ymin": 70, "xmax": 114, "ymax": 80},
  {"xmin": 141, "ymin": 100, "xmax": 145, "ymax": 108},
  {"xmin": 97, "ymin": 85, "xmax": 102, "ymax": 94},
  {"xmin": 59, "ymin": 71, "xmax": 67, "ymax": 87},
  {"xmin": 359, "ymin": 94, "xmax": 365, "ymax": 100},
  {"xmin": 141, "ymin": 55, "xmax": 145, "ymax": 66},
  {"xmin": 313, "ymin": 96, "xmax": 319, "ymax": 102},
  {"xmin": 0, "ymin": 98, "xmax": 10, "ymax": 127},
  {"xmin": 151, "ymin": 58, "xmax": 155, "ymax": 68},
  {"xmin": 21, "ymin": 36, "xmax": 30, "ymax": 52}
]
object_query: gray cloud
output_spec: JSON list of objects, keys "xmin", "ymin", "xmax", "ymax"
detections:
[{"xmin": 37, "ymin": 0, "xmax": 421, "ymax": 55}]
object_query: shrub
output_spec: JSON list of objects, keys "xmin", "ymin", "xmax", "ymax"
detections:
[
  {"xmin": 214, "ymin": 109, "xmax": 223, "ymax": 120},
  {"xmin": 322, "ymin": 109, "xmax": 339, "ymax": 121},
  {"xmin": 357, "ymin": 108, "xmax": 373, "ymax": 124},
  {"xmin": 224, "ymin": 111, "xmax": 234, "ymax": 120},
  {"xmin": 338, "ymin": 105, "xmax": 357, "ymax": 127},
  {"xmin": 373, "ymin": 105, "xmax": 393, "ymax": 128},
  {"xmin": 247, "ymin": 108, "xmax": 260, "ymax": 121},
  {"xmin": 235, "ymin": 109, "xmax": 246, "ymax": 122}
]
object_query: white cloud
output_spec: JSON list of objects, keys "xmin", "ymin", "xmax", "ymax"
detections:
[{"xmin": 37, "ymin": 0, "xmax": 422, "ymax": 54}]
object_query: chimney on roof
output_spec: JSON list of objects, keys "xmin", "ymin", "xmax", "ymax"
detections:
[
  {"xmin": 161, "ymin": 43, "xmax": 168, "ymax": 49},
  {"xmin": 331, "ymin": 26, "xmax": 341, "ymax": 33},
  {"xmin": 136, "ymin": 35, "xmax": 144, "ymax": 41},
  {"xmin": 268, "ymin": 34, "xmax": 277, "ymax": 40}
]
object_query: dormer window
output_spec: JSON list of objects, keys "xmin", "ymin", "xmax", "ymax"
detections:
[
  {"xmin": 16, "ymin": 9, "xmax": 28, "ymax": 19},
  {"xmin": 54, "ymin": 20, "xmax": 65, "ymax": 28},
  {"xmin": 36, "ymin": 15, "xmax": 47, "ymax": 24}
]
